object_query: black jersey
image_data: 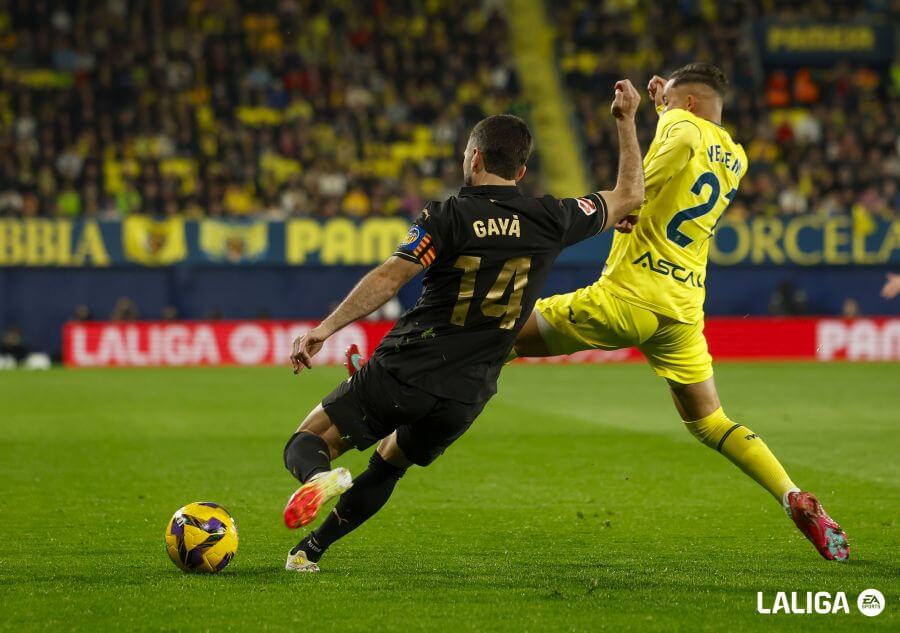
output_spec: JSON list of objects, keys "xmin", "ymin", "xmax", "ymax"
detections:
[{"xmin": 374, "ymin": 185, "xmax": 608, "ymax": 403}]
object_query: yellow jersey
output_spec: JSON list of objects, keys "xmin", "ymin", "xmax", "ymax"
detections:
[{"xmin": 597, "ymin": 107, "xmax": 748, "ymax": 323}]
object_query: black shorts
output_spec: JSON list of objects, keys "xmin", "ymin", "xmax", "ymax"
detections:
[{"xmin": 321, "ymin": 358, "xmax": 487, "ymax": 467}]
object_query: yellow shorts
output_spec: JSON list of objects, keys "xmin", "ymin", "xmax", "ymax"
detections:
[{"xmin": 533, "ymin": 282, "xmax": 713, "ymax": 385}]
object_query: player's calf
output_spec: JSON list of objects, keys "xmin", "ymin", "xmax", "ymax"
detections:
[
  {"xmin": 285, "ymin": 451, "xmax": 407, "ymax": 569},
  {"xmin": 683, "ymin": 405, "xmax": 797, "ymax": 503},
  {"xmin": 682, "ymin": 405, "xmax": 850, "ymax": 561},
  {"xmin": 283, "ymin": 407, "xmax": 355, "ymax": 529}
]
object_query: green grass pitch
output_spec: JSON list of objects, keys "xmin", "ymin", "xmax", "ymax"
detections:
[{"xmin": 1, "ymin": 362, "xmax": 897, "ymax": 631}]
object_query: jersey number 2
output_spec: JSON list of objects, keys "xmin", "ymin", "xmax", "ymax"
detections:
[
  {"xmin": 451, "ymin": 256, "xmax": 532, "ymax": 330},
  {"xmin": 666, "ymin": 171, "xmax": 736, "ymax": 248}
]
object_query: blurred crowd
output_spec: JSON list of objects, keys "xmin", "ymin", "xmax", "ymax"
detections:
[
  {"xmin": 0, "ymin": 0, "xmax": 523, "ymax": 219},
  {"xmin": 0, "ymin": 0, "xmax": 898, "ymax": 221},
  {"xmin": 555, "ymin": 0, "xmax": 900, "ymax": 220}
]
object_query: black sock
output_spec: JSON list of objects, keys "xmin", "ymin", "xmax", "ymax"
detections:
[
  {"xmin": 309, "ymin": 451, "xmax": 406, "ymax": 557},
  {"xmin": 290, "ymin": 533, "xmax": 326, "ymax": 562},
  {"xmin": 283, "ymin": 431, "xmax": 331, "ymax": 483}
]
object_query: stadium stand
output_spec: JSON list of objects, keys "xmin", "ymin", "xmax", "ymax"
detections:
[
  {"xmin": 3, "ymin": 1, "xmax": 896, "ymax": 221},
  {"xmin": 552, "ymin": 0, "xmax": 899, "ymax": 220},
  {"xmin": 1, "ymin": 0, "xmax": 528, "ymax": 219}
]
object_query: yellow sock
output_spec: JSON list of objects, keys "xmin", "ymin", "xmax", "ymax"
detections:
[{"xmin": 685, "ymin": 407, "xmax": 796, "ymax": 504}]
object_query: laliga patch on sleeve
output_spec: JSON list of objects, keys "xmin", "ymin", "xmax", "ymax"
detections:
[
  {"xmin": 397, "ymin": 225, "xmax": 426, "ymax": 253},
  {"xmin": 576, "ymin": 197, "xmax": 597, "ymax": 216}
]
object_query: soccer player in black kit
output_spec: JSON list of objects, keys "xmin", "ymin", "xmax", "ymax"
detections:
[{"xmin": 281, "ymin": 80, "xmax": 644, "ymax": 572}]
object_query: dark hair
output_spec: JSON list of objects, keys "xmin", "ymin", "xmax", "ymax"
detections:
[
  {"xmin": 468, "ymin": 114, "xmax": 533, "ymax": 179},
  {"xmin": 670, "ymin": 63, "xmax": 728, "ymax": 98}
]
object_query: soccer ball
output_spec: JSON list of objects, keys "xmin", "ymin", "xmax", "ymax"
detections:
[{"xmin": 165, "ymin": 501, "xmax": 238, "ymax": 573}]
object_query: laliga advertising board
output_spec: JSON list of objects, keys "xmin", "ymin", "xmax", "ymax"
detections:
[
  {"xmin": 63, "ymin": 321, "xmax": 394, "ymax": 367},
  {"xmin": 63, "ymin": 318, "xmax": 900, "ymax": 367}
]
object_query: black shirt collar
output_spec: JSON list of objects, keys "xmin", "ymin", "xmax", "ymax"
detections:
[{"xmin": 458, "ymin": 185, "xmax": 522, "ymax": 199}]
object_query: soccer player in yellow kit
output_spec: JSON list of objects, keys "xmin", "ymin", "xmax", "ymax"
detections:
[{"xmin": 512, "ymin": 64, "xmax": 850, "ymax": 561}]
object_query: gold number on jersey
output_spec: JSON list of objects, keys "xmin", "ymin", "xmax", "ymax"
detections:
[
  {"xmin": 450, "ymin": 256, "xmax": 480, "ymax": 326},
  {"xmin": 482, "ymin": 256, "xmax": 532, "ymax": 329},
  {"xmin": 451, "ymin": 255, "xmax": 532, "ymax": 329}
]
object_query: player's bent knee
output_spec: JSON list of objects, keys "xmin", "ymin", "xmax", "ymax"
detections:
[
  {"xmin": 283, "ymin": 430, "xmax": 340, "ymax": 479},
  {"xmin": 667, "ymin": 377, "xmax": 721, "ymax": 422},
  {"xmin": 296, "ymin": 404, "xmax": 350, "ymax": 458},
  {"xmin": 683, "ymin": 406, "xmax": 742, "ymax": 451},
  {"xmin": 368, "ymin": 450, "xmax": 407, "ymax": 481},
  {"xmin": 376, "ymin": 433, "xmax": 414, "ymax": 470}
]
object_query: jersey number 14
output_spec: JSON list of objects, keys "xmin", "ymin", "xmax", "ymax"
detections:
[
  {"xmin": 451, "ymin": 256, "xmax": 531, "ymax": 330},
  {"xmin": 666, "ymin": 171, "xmax": 737, "ymax": 248}
]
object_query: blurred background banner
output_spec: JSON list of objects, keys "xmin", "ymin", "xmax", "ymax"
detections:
[
  {"xmin": 2, "ymin": 216, "xmax": 897, "ymax": 267},
  {"xmin": 63, "ymin": 319, "xmax": 393, "ymax": 367},
  {"xmin": 754, "ymin": 20, "xmax": 894, "ymax": 64},
  {"xmin": 122, "ymin": 216, "xmax": 187, "ymax": 266},
  {"xmin": 0, "ymin": 217, "xmax": 411, "ymax": 266},
  {"xmin": 62, "ymin": 317, "xmax": 900, "ymax": 367},
  {"xmin": 198, "ymin": 219, "xmax": 269, "ymax": 264},
  {"xmin": 560, "ymin": 216, "xmax": 900, "ymax": 266}
]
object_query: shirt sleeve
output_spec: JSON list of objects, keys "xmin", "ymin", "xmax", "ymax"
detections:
[
  {"xmin": 643, "ymin": 113, "xmax": 702, "ymax": 201},
  {"xmin": 557, "ymin": 192, "xmax": 609, "ymax": 246},
  {"xmin": 393, "ymin": 202, "xmax": 445, "ymax": 268}
]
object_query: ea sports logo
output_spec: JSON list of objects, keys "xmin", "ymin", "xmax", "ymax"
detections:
[{"xmin": 857, "ymin": 589, "xmax": 885, "ymax": 617}]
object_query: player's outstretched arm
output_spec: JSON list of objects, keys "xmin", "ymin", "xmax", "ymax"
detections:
[
  {"xmin": 597, "ymin": 80, "xmax": 645, "ymax": 228},
  {"xmin": 290, "ymin": 257, "xmax": 421, "ymax": 373}
]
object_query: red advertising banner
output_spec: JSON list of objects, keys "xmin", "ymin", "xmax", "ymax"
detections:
[
  {"xmin": 63, "ymin": 320, "xmax": 394, "ymax": 368},
  {"xmin": 63, "ymin": 317, "xmax": 900, "ymax": 368},
  {"xmin": 520, "ymin": 317, "xmax": 900, "ymax": 363}
]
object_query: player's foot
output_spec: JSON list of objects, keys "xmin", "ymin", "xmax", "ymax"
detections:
[
  {"xmin": 345, "ymin": 344, "xmax": 365, "ymax": 376},
  {"xmin": 285, "ymin": 547, "xmax": 319, "ymax": 573},
  {"xmin": 787, "ymin": 491, "xmax": 849, "ymax": 562},
  {"xmin": 285, "ymin": 533, "xmax": 325, "ymax": 572},
  {"xmin": 283, "ymin": 468, "xmax": 353, "ymax": 529}
]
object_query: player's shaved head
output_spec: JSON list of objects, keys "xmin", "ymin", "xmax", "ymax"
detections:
[
  {"xmin": 662, "ymin": 63, "xmax": 728, "ymax": 124},
  {"xmin": 669, "ymin": 63, "xmax": 728, "ymax": 100}
]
